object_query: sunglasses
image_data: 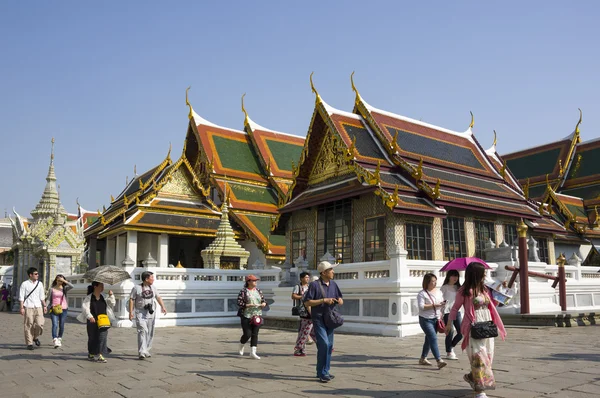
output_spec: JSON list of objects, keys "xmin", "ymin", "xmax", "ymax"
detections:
[{"xmin": 33, "ymin": 273, "xmax": 39, "ymax": 275}]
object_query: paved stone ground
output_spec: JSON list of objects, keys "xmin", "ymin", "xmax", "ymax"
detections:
[{"xmin": 1, "ymin": 312, "xmax": 600, "ymax": 398}]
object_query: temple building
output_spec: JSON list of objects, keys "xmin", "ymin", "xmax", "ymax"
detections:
[
  {"xmin": 84, "ymin": 91, "xmax": 305, "ymax": 269},
  {"xmin": 503, "ymin": 110, "xmax": 600, "ymax": 265},
  {"xmin": 274, "ymin": 74, "xmax": 558, "ymax": 267},
  {"xmin": 9, "ymin": 139, "xmax": 87, "ymax": 305}
]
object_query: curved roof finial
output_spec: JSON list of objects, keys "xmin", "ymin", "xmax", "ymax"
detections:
[
  {"xmin": 575, "ymin": 108, "xmax": 582, "ymax": 134},
  {"xmin": 350, "ymin": 71, "xmax": 361, "ymax": 103},
  {"xmin": 493, "ymin": 130, "xmax": 497, "ymax": 147},
  {"xmin": 469, "ymin": 111, "xmax": 475, "ymax": 129},
  {"xmin": 185, "ymin": 86, "xmax": 193, "ymax": 120},
  {"xmin": 167, "ymin": 142, "xmax": 172, "ymax": 159},
  {"xmin": 241, "ymin": 93, "xmax": 250, "ymax": 127},
  {"xmin": 310, "ymin": 72, "xmax": 321, "ymax": 103}
]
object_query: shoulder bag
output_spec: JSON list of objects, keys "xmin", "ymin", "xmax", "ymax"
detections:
[
  {"xmin": 291, "ymin": 285, "xmax": 309, "ymax": 318},
  {"xmin": 97, "ymin": 314, "xmax": 111, "ymax": 329},
  {"xmin": 318, "ymin": 283, "xmax": 344, "ymax": 329},
  {"xmin": 426, "ymin": 291, "xmax": 446, "ymax": 333},
  {"xmin": 51, "ymin": 289, "xmax": 65, "ymax": 315},
  {"xmin": 470, "ymin": 291, "xmax": 498, "ymax": 339}
]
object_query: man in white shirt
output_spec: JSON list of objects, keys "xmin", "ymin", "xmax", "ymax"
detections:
[
  {"xmin": 19, "ymin": 267, "xmax": 47, "ymax": 350},
  {"xmin": 129, "ymin": 271, "xmax": 167, "ymax": 359}
]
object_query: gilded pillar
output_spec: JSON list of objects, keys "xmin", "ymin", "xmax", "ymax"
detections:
[{"xmin": 432, "ymin": 217, "xmax": 443, "ymax": 261}]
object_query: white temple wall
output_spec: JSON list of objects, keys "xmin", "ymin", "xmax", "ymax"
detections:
[
  {"xmin": 137, "ymin": 232, "xmax": 158, "ymax": 266},
  {"xmin": 106, "ymin": 238, "xmax": 116, "ymax": 265},
  {"xmin": 240, "ymin": 240, "xmax": 266, "ymax": 268},
  {"xmin": 126, "ymin": 231, "xmax": 137, "ymax": 265},
  {"xmin": 115, "ymin": 233, "xmax": 126, "ymax": 266}
]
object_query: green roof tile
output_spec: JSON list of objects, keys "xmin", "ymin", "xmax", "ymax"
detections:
[
  {"xmin": 505, "ymin": 148, "xmax": 561, "ymax": 180},
  {"xmin": 567, "ymin": 147, "xmax": 600, "ymax": 180},
  {"xmin": 265, "ymin": 139, "xmax": 304, "ymax": 172},
  {"xmin": 230, "ymin": 183, "xmax": 277, "ymax": 205},
  {"xmin": 213, "ymin": 136, "xmax": 263, "ymax": 175}
]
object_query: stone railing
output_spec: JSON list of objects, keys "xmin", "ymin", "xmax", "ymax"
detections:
[{"xmin": 65, "ymin": 266, "xmax": 281, "ymax": 327}]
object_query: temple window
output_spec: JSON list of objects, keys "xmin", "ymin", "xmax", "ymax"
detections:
[
  {"xmin": 405, "ymin": 223, "xmax": 432, "ymax": 260},
  {"xmin": 317, "ymin": 199, "xmax": 352, "ymax": 263},
  {"xmin": 364, "ymin": 216, "xmax": 386, "ymax": 261},
  {"xmin": 443, "ymin": 217, "xmax": 467, "ymax": 260},
  {"xmin": 535, "ymin": 237, "xmax": 549, "ymax": 264},
  {"xmin": 504, "ymin": 224, "xmax": 518, "ymax": 246},
  {"xmin": 474, "ymin": 220, "xmax": 496, "ymax": 259},
  {"xmin": 291, "ymin": 230, "xmax": 307, "ymax": 260}
]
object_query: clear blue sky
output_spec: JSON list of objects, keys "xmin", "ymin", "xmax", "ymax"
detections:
[{"xmin": 2, "ymin": 1, "xmax": 599, "ymax": 217}]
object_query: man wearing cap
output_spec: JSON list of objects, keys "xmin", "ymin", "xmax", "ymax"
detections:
[{"xmin": 303, "ymin": 261, "xmax": 344, "ymax": 383}]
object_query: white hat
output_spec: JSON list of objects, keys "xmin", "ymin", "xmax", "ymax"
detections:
[{"xmin": 317, "ymin": 261, "xmax": 336, "ymax": 274}]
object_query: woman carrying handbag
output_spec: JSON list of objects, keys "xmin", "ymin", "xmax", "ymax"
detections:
[
  {"xmin": 237, "ymin": 275, "xmax": 266, "ymax": 360},
  {"xmin": 446, "ymin": 262, "xmax": 507, "ymax": 398},
  {"xmin": 46, "ymin": 274, "xmax": 73, "ymax": 348},
  {"xmin": 416, "ymin": 273, "xmax": 447, "ymax": 369},
  {"xmin": 77, "ymin": 281, "xmax": 115, "ymax": 363}
]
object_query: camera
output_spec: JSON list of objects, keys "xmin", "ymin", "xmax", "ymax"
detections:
[{"xmin": 144, "ymin": 303, "xmax": 154, "ymax": 314}]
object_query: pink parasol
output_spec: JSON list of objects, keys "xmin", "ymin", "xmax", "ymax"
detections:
[{"xmin": 439, "ymin": 257, "xmax": 491, "ymax": 272}]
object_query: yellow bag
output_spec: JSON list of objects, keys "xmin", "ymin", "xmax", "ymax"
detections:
[
  {"xmin": 97, "ymin": 314, "xmax": 111, "ymax": 329},
  {"xmin": 51, "ymin": 305, "xmax": 63, "ymax": 315}
]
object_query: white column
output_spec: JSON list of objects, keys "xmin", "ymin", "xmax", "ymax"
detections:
[
  {"xmin": 126, "ymin": 231, "xmax": 138, "ymax": 264},
  {"xmin": 115, "ymin": 234, "xmax": 126, "ymax": 266},
  {"xmin": 158, "ymin": 233, "xmax": 169, "ymax": 267},
  {"xmin": 106, "ymin": 238, "xmax": 116, "ymax": 266}
]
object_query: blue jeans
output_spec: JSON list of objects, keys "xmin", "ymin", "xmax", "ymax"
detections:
[
  {"xmin": 443, "ymin": 312, "xmax": 463, "ymax": 353},
  {"xmin": 51, "ymin": 309, "xmax": 68, "ymax": 339},
  {"xmin": 419, "ymin": 316, "xmax": 441, "ymax": 360},
  {"xmin": 312, "ymin": 316, "xmax": 334, "ymax": 378}
]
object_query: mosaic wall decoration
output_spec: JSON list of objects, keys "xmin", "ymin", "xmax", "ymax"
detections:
[
  {"xmin": 465, "ymin": 217, "xmax": 475, "ymax": 257},
  {"xmin": 548, "ymin": 237, "xmax": 556, "ymax": 265},
  {"xmin": 160, "ymin": 168, "xmax": 200, "ymax": 199},
  {"xmin": 287, "ymin": 208, "xmax": 316, "ymax": 268},
  {"xmin": 351, "ymin": 195, "xmax": 396, "ymax": 262},
  {"xmin": 432, "ymin": 217, "xmax": 443, "ymax": 260},
  {"xmin": 495, "ymin": 223, "xmax": 504, "ymax": 246}
]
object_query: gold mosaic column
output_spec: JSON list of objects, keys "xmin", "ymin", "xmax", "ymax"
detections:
[
  {"xmin": 465, "ymin": 217, "xmax": 475, "ymax": 257},
  {"xmin": 432, "ymin": 217, "xmax": 443, "ymax": 260},
  {"xmin": 495, "ymin": 223, "xmax": 504, "ymax": 246},
  {"xmin": 548, "ymin": 237, "xmax": 556, "ymax": 265}
]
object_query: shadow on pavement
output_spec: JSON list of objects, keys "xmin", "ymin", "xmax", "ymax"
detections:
[
  {"xmin": 194, "ymin": 370, "xmax": 316, "ymax": 382},
  {"xmin": 536, "ymin": 353, "xmax": 600, "ymax": 362},
  {"xmin": 301, "ymin": 388, "xmax": 472, "ymax": 397}
]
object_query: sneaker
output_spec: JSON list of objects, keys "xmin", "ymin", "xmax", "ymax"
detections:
[
  {"xmin": 56, "ymin": 339, "xmax": 62, "ymax": 348},
  {"xmin": 418, "ymin": 357, "xmax": 432, "ymax": 366},
  {"xmin": 145, "ymin": 353, "xmax": 151, "ymax": 358},
  {"xmin": 58, "ymin": 337, "xmax": 63, "ymax": 346},
  {"xmin": 27, "ymin": 345, "xmax": 34, "ymax": 350},
  {"xmin": 53, "ymin": 338, "xmax": 59, "ymax": 348},
  {"xmin": 326, "ymin": 374, "xmax": 335, "ymax": 380},
  {"xmin": 139, "ymin": 355, "xmax": 146, "ymax": 360},
  {"xmin": 33, "ymin": 338, "xmax": 41, "ymax": 347},
  {"xmin": 88, "ymin": 354, "xmax": 95, "ymax": 361},
  {"xmin": 96, "ymin": 355, "xmax": 107, "ymax": 363},
  {"xmin": 293, "ymin": 351, "xmax": 306, "ymax": 357},
  {"xmin": 307, "ymin": 339, "xmax": 314, "ymax": 345},
  {"xmin": 446, "ymin": 352, "xmax": 458, "ymax": 360},
  {"xmin": 437, "ymin": 360, "xmax": 447, "ymax": 369},
  {"xmin": 319, "ymin": 375, "xmax": 331, "ymax": 383}
]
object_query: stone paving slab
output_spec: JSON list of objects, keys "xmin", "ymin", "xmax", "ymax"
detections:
[{"xmin": 1, "ymin": 312, "xmax": 600, "ymax": 397}]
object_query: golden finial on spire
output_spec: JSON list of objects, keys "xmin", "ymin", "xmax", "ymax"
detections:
[
  {"xmin": 575, "ymin": 108, "xmax": 582, "ymax": 135},
  {"xmin": 493, "ymin": 130, "xmax": 497, "ymax": 147},
  {"xmin": 51, "ymin": 137, "xmax": 55, "ymax": 160},
  {"xmin": 469, "ymin": 111, "xmax": 475, "ymax": 129},
  {"xmin": 310, "ymin": 72, "xmax": 321, "ymax": 103},
  {"xmin": 185, "ymin": 86, "xmax": 193, "ymax": 120},
  {"xmin": 350, "ymin": 71, "xmax": 361, "ymax": 104},
  {"xmin": 241, "ymin": 93, "xmax": 250, "ymax": 127}
]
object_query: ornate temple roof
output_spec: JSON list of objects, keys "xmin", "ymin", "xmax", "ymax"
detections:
[
  {"xmin": 501, "ymin": 110, "xmax": 600, "ymax": 239},
  {"xmin": 279, "ymin": 73, "xmax": 539, "ymax": 221}
]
